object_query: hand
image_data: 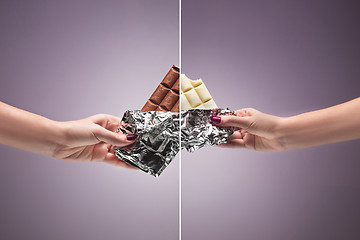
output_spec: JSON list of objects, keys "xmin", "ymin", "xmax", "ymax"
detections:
[
  {"xmin": 53, "ymin": 114, "xmax": 138, "ymax": 169},
  {"xmin": 211, "ymin": 108, "xmax": 285, "ymax": 152}
]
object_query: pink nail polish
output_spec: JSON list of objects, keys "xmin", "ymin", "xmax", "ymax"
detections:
[
  {"xmin": 126, "ymin": 134, "xmax": 138, "ymax": 141},
  {"xmin": 211, "ymin": 116, "xmax": 221, "ymax": 124}
]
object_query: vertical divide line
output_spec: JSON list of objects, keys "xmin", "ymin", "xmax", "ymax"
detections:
[{"xmin": 178, "ymin": 0, "xmax": 182, "ymax": 239}]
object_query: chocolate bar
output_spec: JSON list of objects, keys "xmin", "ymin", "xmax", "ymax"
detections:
[
  {"xmin": 180, "ymin": 74, "xmax": 217, "ymax": 110},
  {"xmin": 142, "ymin": 65, "xmax": 180, "ymax": 112}
]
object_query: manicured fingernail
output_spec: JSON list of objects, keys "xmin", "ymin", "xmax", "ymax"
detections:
[
  {"xmin": 211, "ymin": 116, "xmax": 221, "ymax": 124},
  {"xmin": 126, "ymin": 134, "xmax": 138, "ymax": 141}
]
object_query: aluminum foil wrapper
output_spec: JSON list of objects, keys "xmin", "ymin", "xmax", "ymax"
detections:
[
  {"xmin": 181, "ymin": 109, "xmax": 235, "ymax": 152},
  {"xmin": 114, "ymin": 109, "xmax": 234, "ymax": 177},
  {"xmin": 114, "ymin": 110, "xmax": 180, "ymax": 177}
]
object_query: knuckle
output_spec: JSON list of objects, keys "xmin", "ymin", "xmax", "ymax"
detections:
[
  {"xmin": 97, "ymin": 113, "xmax": 107, "ymax": 119},
  {"xmin": 92, "ymin": 113, "xmax": 108, "ymax": 121}
]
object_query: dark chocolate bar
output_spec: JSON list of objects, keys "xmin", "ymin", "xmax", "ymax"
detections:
[{"xmin": 142, "ymin": 65, "xmax": 180, "ymax": 112}]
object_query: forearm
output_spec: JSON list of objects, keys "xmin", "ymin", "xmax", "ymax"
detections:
[
  {"xmin": 278, "ymin": 98, "xmax": 360, "ymax": 150},
  {"xmin": 0, "ymin": 102, "xmax": 63, "ymax": 156}
]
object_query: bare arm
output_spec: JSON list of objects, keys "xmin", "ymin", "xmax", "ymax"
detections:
[
  {"xmin": 212, "ymin": 97, "xmax": 360, "ymax": 151},
  {"xmin": 0, "ymin": 101, "xmax": 62, "ymax": 155},
  {"xmin": 280, "ymin": 97, "xmax": 360, "ymax": 150},
  {"xmin": 0, "ymin": 101, "xmax": 137, "ymax": 168}
]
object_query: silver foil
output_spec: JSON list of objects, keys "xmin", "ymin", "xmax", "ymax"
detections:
[
  {"xmin": 114, "ymin": 109, "xmax": 234, "ymax": 177},
  {"xmin": 180, "ymin": 109, "xmax": 234, "ymax": 152},
  {"xmin": 114, "ymin": 110, "xmax": 180, "ymax": 177}
]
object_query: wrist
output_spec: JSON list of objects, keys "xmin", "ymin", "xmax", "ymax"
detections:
[
  {"xmin": 47, "ymin": 120, "xmax": 68, "ymax": 158},
  {"xmin": 273, "ymin": 116, "xmax": 291, "ymax": 151}
]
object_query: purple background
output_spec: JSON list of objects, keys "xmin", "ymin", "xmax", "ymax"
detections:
[
  {"xmin": 2, "ymin": 0, "xmax": 360, "ymax": 239},
  {"xmin": 0, "ymin": 1, "xmax": 178, "ymax": 239},
  {"xmin": 182, "ymin": 0, "xmax": 360, "ymax": 240}
]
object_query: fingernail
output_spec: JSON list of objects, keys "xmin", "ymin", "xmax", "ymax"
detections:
[
  {"xmin": 126, "ymin": 134, "xmax": 138, "ymax": 141},
  {"xmin": 211, "ymin": 116, "xmax": 221, "ymax": 124}
]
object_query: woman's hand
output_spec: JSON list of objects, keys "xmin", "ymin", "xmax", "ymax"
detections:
[
  {"xmin": 211, "ymin": 97, "xmax": 360, "ymax": 151},
  {"xmin": 0, "ymin": 101, "xmax": 137, "ymax": 169},
  {"xmin": 211, "ymin": 108, "xmax": 286, "ymax": 152},
  {"xmin": 53, "ymin": 114, "xmax": 138, "ymax": 169}
]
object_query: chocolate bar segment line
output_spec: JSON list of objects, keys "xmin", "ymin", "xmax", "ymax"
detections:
[
  {"xmin": 142, "ymin": 65, "xmax": 180, "ymax": 112},
  {"xmin": 160, "ymin": 90, "xmax": 179, "ymax": 111}
]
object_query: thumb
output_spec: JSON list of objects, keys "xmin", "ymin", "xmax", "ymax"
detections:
[
  {"xmin": 93, "ymin": 126, "xmax": 137, "ymax": 146},
  {"xmin": 211, "ymin": 115, "xmax": 253, "ymax": 129}
]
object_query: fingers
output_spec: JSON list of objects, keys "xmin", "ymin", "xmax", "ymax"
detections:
[
  {"xmin": 93, "ymin": 125, "xmax": 137, "ymax": 146},
  {"xmin": 211, "ymin": 115, "xmax": 253, "ymax": 129},
  {"xmin": 216, "ymin": 130, "xmax": 254, "ymax": 149},
  {"xmin": 89, "ymin": 114, "xmax": 121, "ymax": 125},
  {"xmin": 217, "ymin": 131, "xmax": 246, "ymax": 148},
  {"xmin": 103, "ymin": 152, "xmax": 139, "ymax": 170},
  {"xmin": 227, "ymin": 131, "xmax": 243, "ymax": 141},
  {"xmin": 217, "ymin": 139, "xmax": 246, "ymax": 148},
  {"xmin": 234, "ymin": 108, "xmax": 257, "ymax": 117},
  {"xmin": 211, "ymin": 108, "xmax": 259, "ymax": 129},
  {"xmin": 89, "ymin": 114, "xmax": 122, "ymax": 131},
  {"xmin": 92, "ymin": 143, "xmax": 138, "ymax": 169}
]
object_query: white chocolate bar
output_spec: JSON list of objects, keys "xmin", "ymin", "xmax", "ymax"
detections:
[{"xmin": 180, "ymin": 74, "xmax": 217, "ymax": 110}]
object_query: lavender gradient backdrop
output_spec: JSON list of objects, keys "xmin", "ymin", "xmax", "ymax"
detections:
[
  {"xmin": 0, "ymin": 1, "xmax": 178, "ymax": 239},
  {"xmin": 182, "ymin": 1, "xmax": 360, "ymax": 240}
]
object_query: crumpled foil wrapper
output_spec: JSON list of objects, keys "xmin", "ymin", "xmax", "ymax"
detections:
[
  {"xmin": 114, "ymin": 109, "xmax": 234, "ymax": 177},
  {"xmin": 181, "ymin": 109, "xmax": 234, "ymax": 152},
  {"xmin": 114, "ymin": 110, "xmax": 180, "ymax": 177}
]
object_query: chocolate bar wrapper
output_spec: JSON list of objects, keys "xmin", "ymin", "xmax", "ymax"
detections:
[
  {"xmin": 114, "ymin": 109, "xmax": 234, "ymax": 177},
  {"xmin": 114, "ymin": 110, "xmax": 180, "ymax": 177},
  {"xmin": 180, "ymin": 109, "xmax": 234, "ymax": 152}
]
